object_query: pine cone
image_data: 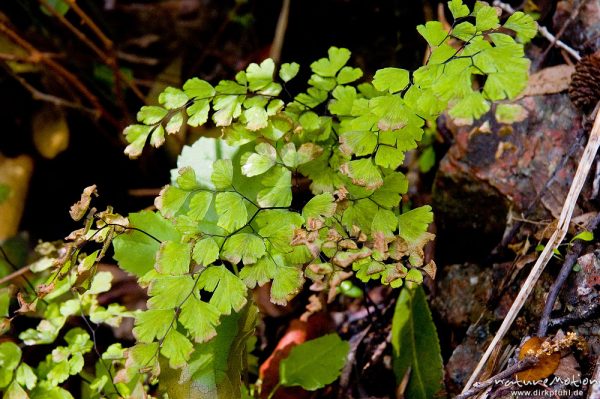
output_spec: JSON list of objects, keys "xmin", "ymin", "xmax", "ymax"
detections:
[{"xmin": 569, "ymin": 51, "xmax": 600, "ymax": 112}]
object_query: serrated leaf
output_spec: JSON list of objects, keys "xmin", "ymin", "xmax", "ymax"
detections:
[
  {"xmin": 198, "ymin": 266, "xmax": 248, "ymax": 314},
  {"xmin": 211, "ymin": 159, "xmax": 234, "ymax": 189},
  {"xmin": 329, "ymin": 85, "xmax": 357, "ymax": 115},
  {"xmin": 270, "ymin": 265, "xmax": 304, "ymax": 305},
  {"xmin": 448, "ymin": 0, "xmax": 469, "ymax": 19},
  {"xmin": 452, "ymin": 21, "xmax": 476, "ymax": 41},
  {"xmin": 113, "ymin": 211, "xmax": 181, "ymax": 277},
  {"xmin": 187, "ymin": 100, "xmax": 211, "ymax": 127},
  {"xmin": 133, "ymin": 309, "xmax": 174, "ymax": 343},
  {"xmin": 341, "ymin": 158, "xmax": 383, "ymax": 190},
  {"xmin": 449, "ymin": 91, "xmax": 490, "ymax": 121},
  {"xmin": 398, "ymin": 206, "xmax": 433, "ymax": 244},
  {"xmin": 15, "ymin": 363, "xmax": 36, "ymax": 391},
  {"xmin": 279, "ymin": 62, "xmax": 300, "ymax": 82},
  {"xmin": 280, "ymin": 334, "xmax": 350, "ymax": 390},
  {"xmin": 222, "ymin": 233, "xmax": 265, "ymax": 265},
  {"xmin": 310, "ymin": 47, "xmax": 351, "ymax": 77},
  {"xmin": 179, "ymin": 296, "xmax": 221, "ymax": 343},
  {"xmin": 192, "ymin": 237, "xmax": 220, "ymax": 266},
  {"xmin": 475, "ymin": 4, "xmax": 499, "ymax": 31},
  {"xmin": 161, "ymin": 329, "xmax": 194, "ymax": 369},
  {"xmin": 504, "ymin": 12, "xmax": 537, "ymax": 42},
  {"xmin": 137, "ymin": 106, "xmax": 167, "ymax": 124},
  {"xmin": 416, "ymin": 21, "xmax": 447, "ymax": 46},
  {"xmin": 215, "ymin": 192, "xmax": 248, "ymax": 232},
  {"xmin": 159, "ymin": 87, "xmax": 189, "ymax": 109},
  {"xmin": 147, "ymin": 275, "xmax": 195, "ymax": 309},
  {"xmin": 302, "ymin": 193, "xmax": 336, "ymax": 220},
  {"xmin": 257, "ymin": 166, "xmax": 292, "ymax": 207},
  {"xmin": 373, "ymin": 68, "xmax": 410, "ymax": 93},
  {"xmin": 156, "ymin": 241, "xmax": 190, "ymax": 275},
  {"xmin": 340, "ymin": 130, "xmax": 377, "ymax": 156},
  {"xmin": 166, "ymin": 110, "xmax": 183, "ymax": 133},
  {"xmin": 157, "ymin": 185, "xmax": 189, "ymax": 218},
  {"xmin": 392, "ymin": 286, "xmax": 443, "ymax": 399}
]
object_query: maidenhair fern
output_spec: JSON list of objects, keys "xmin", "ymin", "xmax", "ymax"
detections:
[{"xmin": 0, "ymin": 1, "xmax": 536, "ymax": 398}]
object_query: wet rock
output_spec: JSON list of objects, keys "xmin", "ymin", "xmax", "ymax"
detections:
[
  {"xmin": 445, "ymin": 323, "xmax": 492, "ymax": 393},
  {"xmin": 433, "ymin": 94, "xmax": 584, "ymax": 261}
]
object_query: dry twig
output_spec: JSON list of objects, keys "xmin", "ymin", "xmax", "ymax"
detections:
[{"xmin": 462, "ymin": 102, "xmax": 600, "ymax": 392}]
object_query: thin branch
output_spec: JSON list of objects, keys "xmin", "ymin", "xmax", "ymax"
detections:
[
  {"xmin": 462, "ymin": 97, "xmax": 600, "ymax": 392},
  {"xmin": 0, "ymin": 265, "xmax": 30, "ymax": 286},
  {"xmin": 548, "ymin": 301, "xmax": 600, "ymax": 329},
  {"xmin": 492, "ymin": 0, "xmax": 581, "ymax": 61},
  {"xmin": 457, "ymin": 357, "xmax": 539, "ymax": 399},
  {"xmin": 538, "ymin": 214, "xmax": 600, "ymax": 336},
  {"xmin": 0, "ymin": 21, "xmax": 120, "ymax": 127}
]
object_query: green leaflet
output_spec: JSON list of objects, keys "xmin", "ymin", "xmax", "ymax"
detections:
[
  {"xmin": 198, "ymin": 266, "xmax": 248, "ymax": 314},
  {"xmin": 391, "ymin": 286, "xmax": 443, "ymax": 399},
  {"xmin": 279, "ymin": 334, "xmax": 350, "ymax": 391},
  {"xmin": 161, "ymin": 303, "xmax": 257, "ymax": 399},
  {"xmin": 113, "ymin": 211, "xmax": 181, "ymax": 277},
  {"xmin": 398, "ymin": 206, "xmax": 433, "ymax": 244}
]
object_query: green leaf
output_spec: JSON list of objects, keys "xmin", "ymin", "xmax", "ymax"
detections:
[
  {"xmin": 339, "ymin": 130, "xmax": 377, "ymax": 157},
  {"xmin": 179, "ymin": 295, "xmax": 221, "ymax": 343},
  {"xmin": 270, "ymin": 265, "xmax": 304, "ymax": 305},
  {"xmin": 337, "ymin": 66, "xmax": 363, "ymax": 85},
  {"xmin": 133, "ymin": 309, "xmax": 174, "ymax": 343},
  {"xmin": 40, "ymin": 0, "xmax": 69, "ymax": 16},
  {"xmin": 241, "ymin": 143, "xmax": 276, "ymax": 177},
  {"xmin": 88, "ymin": 271, "xmax": 112, "ymax": 294},
  {"xmin": 279, "ymin": 334, "xmax": 350, "ymax": 390},
  {"xmin": 161, "ymin": 304, "xmax": 257, "ymax": 399},
  {"xmin": 147, "ymin": 275, "xmax": 195, "ymax": 309},
  {"xmin": 15, "ymin": 363, "xmax": 37, "ymax": 391},
  {"xmin": 187, "ymin": 100, "xmax": 211, "ymax": 127},
  {"xmin": 183, "ymin": 78, "xmax": 215, "ymax": 99},
  {"xmin": 341, "ymin": 158, "xmax": 383, "ymax": 190},
  {"xmin": 137, "ymin": 106, "xmax": 167, "ymax": 124},
  {"xmin": 159, "ymin": 87, "xmax": 189, "ymax": 109},
  {"xmin": 449, "ymin": 91, "xmax": 490, "ymax": 121},
  {"xmin": 123, "ymin": 125, "xmax": 152, "ymax": 158},
  {"xmin": 302, "ymin": 193, "xmax": 336, "ymax": 220},
  {"xmin": 398, "ymin": 206, "xmax": 433, "ymax": 244},
  {"xmin": 475, "ymin": 4, "xmax": 499, "ymax": 31},
  {"xmin": 215, "ymin": 192, "xmax": 248, "ymax": 232},
  {"xmin": 246, "ymin": 59, "xmax": 276, "ymax": 91},
  {"xmin": 416, "ymin": 21, "xmax": 447, "ymax": 46},
  {"xmin": 198, "ymin": 266, "xmax": 248, "ymax": 314},
  {"xmin": 257, "ymin": 166, "xmax": 292, "ymax": 207},
  {"xmin": 572, "ymin": 231, "xmax": 594, "ymax": 242},
  {"xmin": 373, "ymin": 68, "xmax": 410, "ymax": 93},
  {"xmin": 113, "ymin": 211, "xmax": 181, "ymax": 277},
  {"xmin": 188, "ymin": 191, "xmax": 213, "ymax": 221},
  {"xmin": 495, "ymin": 103, "xmax": 527, "ymax": 124},
  {"xmin": 244, "ymin": 106, "xmax": 269, "ymax": 131},
  {"xmin": 391, "ymin": 286, "xmax": 443, "ymax": 399},
  {"xmin": 211, "ymin": 159, "xmax": 234, "ymax": 189},
  {"xmin": 0, "ymin": 342, "xmax": 21, "ymax": 371},
  {"xmin": 504, "ymin": 12, "xmax": 537, "ymax": 42},
  {"xmin": 156, "ymin": 186, "xmax": 189, "ymax": 218},
  {"xmin": 192, "ymin": 237, "xmax": 220, "ymax": 266},
  {"xmin": 448, "ymin": 0, "xmax": 469, "ymax": 19},
  {"xmin": 3, "ymin": 381, "xmax": 28, "ymax": 399},
  {"xmin": 222, "ymin": 233, "xmax": 265, "ymax": 265},
  {"xmin": 213, "ymin": 94, "xmax": 244, "ymax": 127},
  {"xmin": 156, "ymin": 241, "xmax": 190, "ymax": 275},
  {"xmin": 310, "ymin": 47, "xmax": 351, "ymax": 77},
  {"xmin": 161, "ymin": 329, "xmax": 194, "ymax": 369},
  {"xmin": 279, "ymin": 62, "xmax": 300, "ymax": 82}
]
